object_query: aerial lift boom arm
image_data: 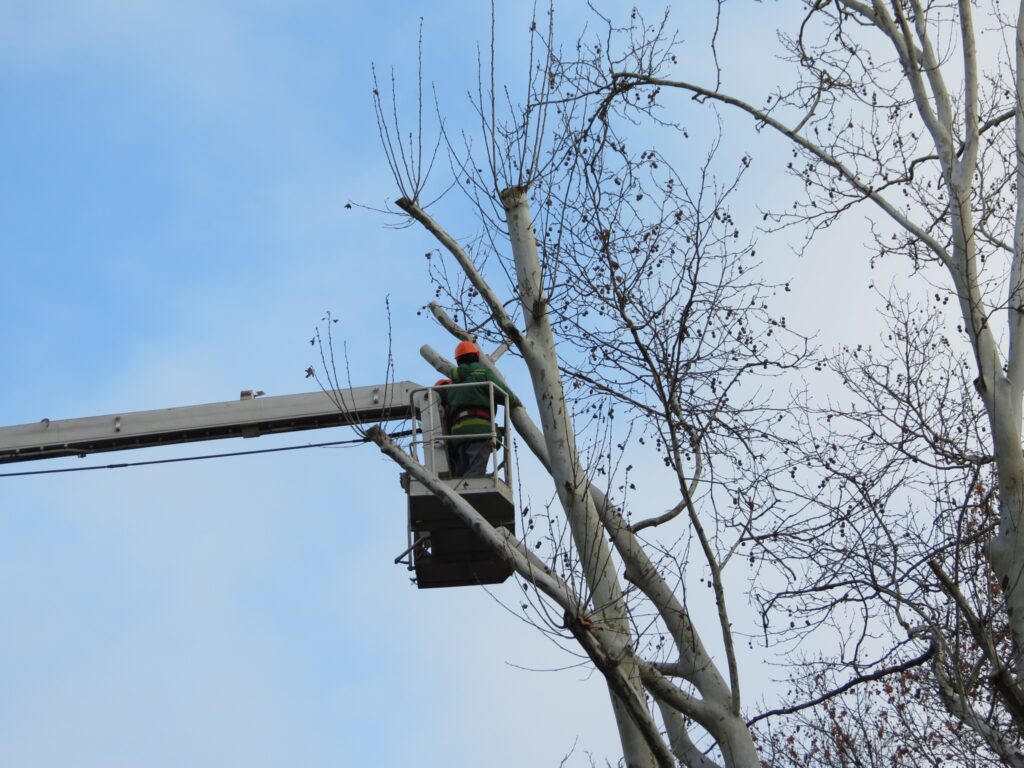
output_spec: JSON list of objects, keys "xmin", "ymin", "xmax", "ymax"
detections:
[
  {"xmin": 0, "ymin": 382, "xmax": 422, "ymax": 464},
  {"xmin": 0, "ymin": 379, "xmax": 512, "ymax": 589}
]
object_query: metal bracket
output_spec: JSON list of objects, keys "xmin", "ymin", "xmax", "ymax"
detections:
[{"xmin": 393, "ymin": 534, "xmax": 430, "ymax": 569}]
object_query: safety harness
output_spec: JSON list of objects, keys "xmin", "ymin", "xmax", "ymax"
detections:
[{"xmin": 452, "ymin": 406, "xmax": 492, "ymax": 424}]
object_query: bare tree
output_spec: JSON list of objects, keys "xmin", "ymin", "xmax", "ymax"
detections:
[
  {"xmin": 566, "ymin": 1, "xmax": 1024, "ymax": 764},
  {"xmin": 747, "ymin": 294, "xmax": 1018, "ymax": 766},
  {"xmin": 359, "ymin": 10, "xmax": 809, "ymax": 767}
]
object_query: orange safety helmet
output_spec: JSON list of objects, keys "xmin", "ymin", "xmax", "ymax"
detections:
[
  {"xmin": 434, "ymin": 378, "xmax": 452, "ymax": 387},
  {"xmin": 454, "ymin": 340, "xmax": 480, "ymax": 360}
]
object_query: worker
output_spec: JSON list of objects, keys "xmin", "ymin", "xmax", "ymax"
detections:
[
  {"xmin": 446, "ymin": 340, "xmax": 520, "ymax": 477},
  {"xmin": 434, "ymin": 378, "xmax": 453, "ymax": 423}
]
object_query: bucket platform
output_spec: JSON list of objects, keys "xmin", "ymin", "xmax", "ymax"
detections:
[
  {"xmin": 399, "ymin": 382, "xmax": 516, "ymax": 589},
  {"xmin": 407, "ymin": 476, "xmax": 515, "ymax": 588}
]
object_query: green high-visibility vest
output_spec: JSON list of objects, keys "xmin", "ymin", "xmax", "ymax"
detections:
[{"xmin": 446, "ymin": 362, "xmax": 518, "ymax": 435}]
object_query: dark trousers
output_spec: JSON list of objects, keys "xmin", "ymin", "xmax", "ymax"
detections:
[{"xmin": 453, "ymin": 438, "xmax": 491, "ymax": 477}]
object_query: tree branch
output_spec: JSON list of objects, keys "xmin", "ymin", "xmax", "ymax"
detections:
[
  {"xmin": 607, "ymin": 71, "xmax": 953, "ymax": 268},
  {"xmin": 928, "ymin": 558, "xmax": 1024, "ymax": 724},
  {"xmin": 745, "ymin": 644, "xmax": 935, "ymax": 726},
  {"xmin": 396, "ymin": 197, "xmax": 524, "ymax": 345}
]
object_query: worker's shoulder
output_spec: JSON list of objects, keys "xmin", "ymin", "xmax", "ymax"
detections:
[{"xmin": 454, "ymin": 362, "xmax": 487, "ymax": 379}]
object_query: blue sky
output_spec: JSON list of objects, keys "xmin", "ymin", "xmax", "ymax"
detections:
[
  {"xmin": 0, "ymin": 2, "xmax": 851, "ymax": 766},
  {"xmin": 0, "ymin": 3, "xmax": 649, "ymax": 765}
]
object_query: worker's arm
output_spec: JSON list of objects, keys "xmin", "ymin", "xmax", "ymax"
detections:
[{"xmin": 485, "ymin": 369, "xmax": 521, "ymax": 409}]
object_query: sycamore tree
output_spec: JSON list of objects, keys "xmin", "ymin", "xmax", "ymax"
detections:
[
  {"xmin": 357, "ymin": 12, "xmax": 808, "ymax": 768},
  {"xmin": 561, "ymin": 1, "xmax": 1024, "ymax": 764}
]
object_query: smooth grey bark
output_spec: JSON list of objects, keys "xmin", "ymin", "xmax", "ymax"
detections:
[
  {"xmin": 500, "ymin": 185, "xmax": 658, "ymax": 768},
  {"xmin": 403, "ymin": 187, "xmax": 761, "ymax": 767}
]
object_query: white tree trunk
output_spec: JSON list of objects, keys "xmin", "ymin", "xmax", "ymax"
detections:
[
  {"xmin": 996, "ymin": 5, "xmax": 1024, "ymax": 686},
  {"xmin": 402, "ymin": 190, "xmax": 762, "ymax": 766},
  {"xmin": 987, "ymin": 381, "xmax": 1024, "ymax": 684},
  {"xmin": 500, "ymin": 185, "xmax": 660, "ymax": 768}
]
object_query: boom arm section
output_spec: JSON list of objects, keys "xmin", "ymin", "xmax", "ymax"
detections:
[{"xmin": 0, "ymin": 382, "xmax": 421, "ymax": 464}]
